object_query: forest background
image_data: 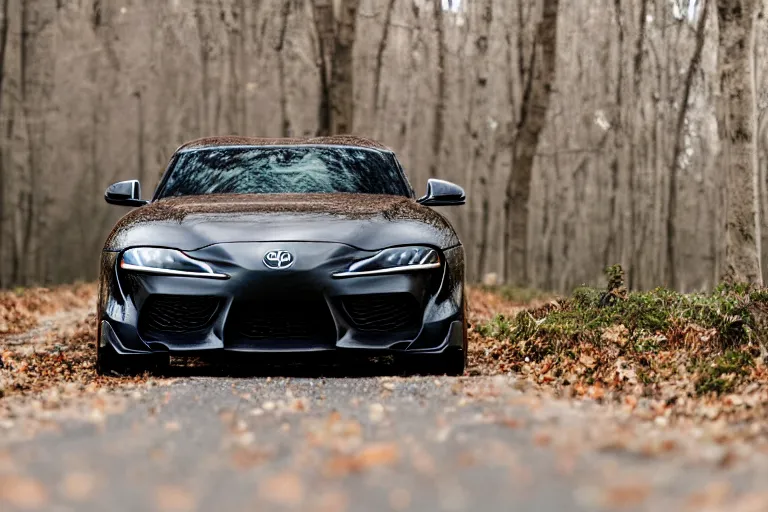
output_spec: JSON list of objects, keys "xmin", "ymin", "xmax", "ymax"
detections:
[{"xmin": 0, "ymin": 0, "xmax": 764, "ymax": 293}]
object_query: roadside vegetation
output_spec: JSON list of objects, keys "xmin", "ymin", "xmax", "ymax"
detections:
[{"xmin": 470, "ymin": 266, "xmax": 768, "ymax": 427}]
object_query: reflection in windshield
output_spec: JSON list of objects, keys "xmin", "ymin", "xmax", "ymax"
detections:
[{"xmin": 158, "ymin": 146, "xmax": 412, "ymax": 198}]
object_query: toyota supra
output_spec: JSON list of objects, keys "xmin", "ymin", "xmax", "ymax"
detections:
[{"xmin": 97, "ymin": 136, "xmax": 467, "ymax": 375}]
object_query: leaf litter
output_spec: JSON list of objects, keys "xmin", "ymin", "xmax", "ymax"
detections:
[
  {"xmin": 469, "ymin": 267, "xmax": 768, "ymax": 445},
  {"xmin": 0, "ymin": 284, "xmax": 167, "ymax": 440}
]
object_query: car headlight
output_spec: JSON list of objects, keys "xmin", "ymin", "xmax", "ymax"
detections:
[
  {"xmin": 120, "ymin": 247, "xmax": 229, "ymax": 279},
  {"xmin": 333, "ymin": 246, "xmax": 441, "ymax": 277}
]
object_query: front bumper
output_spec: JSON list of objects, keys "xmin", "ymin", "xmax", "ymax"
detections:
[{"xmin": 98, "ymin": 242, "xmax": 465, "ymax": 356}]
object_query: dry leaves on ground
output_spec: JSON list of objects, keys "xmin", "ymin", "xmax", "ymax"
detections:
[
  {"xmin": 324, "ymin": 442, "xmax": 400, "ymax": 477},
  {"xmin": 1, "ymin": 313, "xmax": 149, "ymax": 402},
  {"xmin": 469, "ymin": 280, "xmax": 768, "ymax": 438},
  {"xmin": 0, "ymin": 283, "xmax": 94, "ymax": 335}
]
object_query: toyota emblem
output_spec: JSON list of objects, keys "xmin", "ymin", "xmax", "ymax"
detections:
[{"xmin": 263, "ymin": 250, "xmax": 295, "ymax": 270}]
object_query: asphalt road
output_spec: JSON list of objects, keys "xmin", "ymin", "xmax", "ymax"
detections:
[{"xmin": 3, "ymin": 369, "xmax": 768, "ymax": 512}]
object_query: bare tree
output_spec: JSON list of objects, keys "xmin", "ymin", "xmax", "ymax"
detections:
[
  {"xmin": 431, "ymin": 0, "xmax": 447, "ymax": 177},
  {"xmin": 312, "ymin": 0, "xmax": 361, "ymax": 135},
  {"xmin": 276, "ymin": 0, "xmax": 292, "ymax": 137},
  {"xmin": 19, "ymin": 0, "xmax": 56, "ymax": 284},
  {"xmin": 466, "ymin": 0, "xmax": 495, "ymax": 281},
  {"xmin": 502, "ymin": 0, "xmax": 560, "ymax": 285},
  {"xmin": 330, "ymin": 0, "xmax": 362, "ymax": 134},
  {"xmin": 312, "ymin": 0, "xmax": 334, "ymax": 135},
  {"xmin": 0, "ymin": 0, "xmax": 9, "ymax": 288},
  {"xmin": 667, "ymin": 0, "xmax": 710, "ymax": 288},
  {"xmin": 0, "ymin": 0, "xmax": 758, "ymax": 291},
  {"xmin": 195, "ymin": 0, "xmax": 213, "ymax": 134},
  {"xmin": 373, "ymin": 0, "xmax": 398, "ymax": 116},
  {"xmin": 718, "ymin": 0, "xmax": 762, "ymax": 284}
]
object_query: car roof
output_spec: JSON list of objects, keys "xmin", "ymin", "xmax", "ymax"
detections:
[{"xmin": 176, "ymin": 135, "xmax": 393, "ymax": 153}]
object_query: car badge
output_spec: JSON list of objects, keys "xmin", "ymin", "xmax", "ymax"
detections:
[{"xmin": 263, "ymin": 250, "xmax": 295, "ymax": 270}]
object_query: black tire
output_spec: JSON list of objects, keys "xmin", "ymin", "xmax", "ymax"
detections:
[
  {"xmin": 96, "ymin": 344, "xmax": 167, "ymax": 376},
  {"xmin": 399, "ymin": 348, "xmax": 466, "ymax": 377},
  {"xmin": 431, "ymin": 348, "xmax": 466, "ymax": 376}
]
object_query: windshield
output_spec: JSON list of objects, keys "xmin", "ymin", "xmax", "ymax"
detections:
[{"xmin": 156, "ymin": 146, "xmax": 413, "ymax": 199}]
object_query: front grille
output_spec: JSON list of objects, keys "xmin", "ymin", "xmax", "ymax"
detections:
[
  {"xmin": 341, "ymin": 293, "xmax": 421, "ymax": 332},
  {"xmin": 226, "ymin": 299, "xmax": 337, "ymax": 343},
  {"xmin": 139, "ymin": 295, "xmax": 220, "ymax": 337}
]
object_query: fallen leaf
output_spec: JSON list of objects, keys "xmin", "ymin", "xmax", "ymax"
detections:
[
  {"xmin": 600, "ymin": 484, "xmax": 650, "ymax": 508},
  {"xmin": 313, "ymin": 490, "xmax": 349, "ymax": 512},
  {"xmin": 325, "ymin": 443, "xmax": 400, "ymax": 477},
  {"xmin": 499, "ymin": 417, "xmax": 522, "ymax": 428},
  {"xmin": 410, "ymin": 445, "xmax": 436, "ymax": 476},
  {"xmin": 729, "ymin": 492, "xmax": 768, "ymax": 512},
  {"xmin": 0, "ymin": 451, "xmax": 13, "ymax": 472},
  {"xmin": 369, "ymin": 403, "xmax": 385, "ymax": 423},
  {"xmin": 258, "ymin": 472, "xmax": 304, "ymax": 507},
  {"xmin": 532, "ymin": 431, "xmax": 551, "ymax": 447},
  {"xmin": 457, "ymin": 451, "xmax": 475, "ymax": 467},
  {"xmin": 579, "ymin": 354, "xmax": 596, "ymax": 369},
  {"xmin": 231, "ymin": 448, "xmax": 271, "ymax": 469},
  {"xmin": 165, "ymin": 421, "xmax": 181, "ymax": 432},
  {"xmin": 389, "ymin": 488, "xmax": 411, "ymax": 511},
  {"xmin": 686, "ymin": 481, "xmax": 731, "ymax": 510},
  {"xmin": 0, "ymin": 475, "xmax": 49, "ymax": 509},
  {"xmin": 154, "ymin": 486, "xmax": 196, "ymax": 512},
  {"xmin": 60, "ymin": 472, "xmax": 97, "ymax": 502}
]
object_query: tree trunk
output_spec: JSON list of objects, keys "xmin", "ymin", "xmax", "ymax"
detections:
[
  {"xmin": 311, "ymin": 0, "xmax": 361, "ymax": 135},
  {"xmin": 238, "ymin": 0, "xmax": 248, "ymax": 134},
  {"xmin": 0, "ymin": 0, "xmax": 9, "ymax": 288},
  {"xmin": 330, "ymin": 0, "xmax": 361, "ymax": 134},
  {"xmin": 194, "ymin": 0, "xmax": 211, "ymax": 135},
  {"xmin": 431, "ymin": 0, "xmax": 447, "ymax": 177},
  {"xmin": 667, "ymin": 0, "xmax": 710, "ymax": 288},
  {"xmin": 225, "ymin": 2, "xmax": 245, "ymax": 134},
  {"xmin": 276, "ymin": 0, "xmax": 292, "ymax": 137},
  {"xmin": 604, "ymin": 0, "xmax": 625, "ymax": 274},
  {"xmin": 134, "ymin": 91, "xmax": 146, "ymax": 187},
  {"xmin": 503, "ymin": 0, "xmax": 560, "ymax": 285},
  {"xmin": 718, "ymin": 0, "xmax": 762, "ymax": 285},
  {"xmin": 373, "ymin": 0, "xmax": 397, "ymax": 114},
  {"xmin": 468, "ymin": 0, "xmax": 494, "ymax": 281},
  {"xmin": 312, "ymin": 0, "xmax": 334, "ymax": 136},
  {"xmin": 20, "ymin": 0, "xmax": 56, "ymax": 284},
  {"xmin": 402, "ymin": 1, "xmax": 423, "ymax": 161}
]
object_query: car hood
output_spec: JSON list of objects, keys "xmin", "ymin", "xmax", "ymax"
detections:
[{"xmin": 104, "ymin": 193, "xmax": 460, "ymax": 252}]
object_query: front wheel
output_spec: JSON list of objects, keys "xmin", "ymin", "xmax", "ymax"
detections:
[
  {"xmin": 399, "ymin": 348, "xmax": 466, "ymax": 376},
  {"xmin": 96, "ymin": 344, "xmax": 168, "ymax": 376}
]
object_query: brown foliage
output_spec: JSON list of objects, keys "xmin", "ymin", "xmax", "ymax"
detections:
[
  {"xmin": 0, "ymin": 284, "xmax": 147, "ymax": 401},
  {"xmin": 1, "ymin": 313, "xmax": 146, "ymax": 399},
  {"xmin": 470, "ymin": 286, "xmax": 768, "ymax": 430},
  {"xmin": 0, "ymin": 283, "xmax": 93, "ymax": 335}
]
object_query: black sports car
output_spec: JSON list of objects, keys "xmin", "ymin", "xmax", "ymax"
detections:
[{"xmin": 98, "ymin": 136, "xmax": 467, "ymax": 375}]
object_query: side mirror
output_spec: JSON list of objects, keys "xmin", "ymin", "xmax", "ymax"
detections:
[
  {"xmin": 104, "ymin": 180, "xmax": 148, "ymax": 207},
  {"xmin": 417, "ymin": 179, "xmax": 466, "ymax": 206}
]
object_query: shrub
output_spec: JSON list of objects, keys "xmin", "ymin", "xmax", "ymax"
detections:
[{"xmin": 476, "ymin": 266, "xmax": 766, "ymax": 396}]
